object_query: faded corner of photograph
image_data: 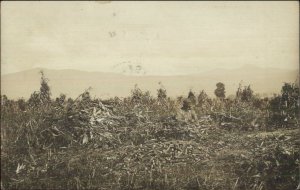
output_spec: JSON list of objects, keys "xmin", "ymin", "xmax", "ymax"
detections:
[{"xmin": 1, "ymin": 1, "xmax": 299, "ymax": 190}]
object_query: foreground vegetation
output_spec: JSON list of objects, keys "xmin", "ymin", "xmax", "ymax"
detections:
[{"xmin": 1, "ymin": 72, "xmax": 299, "ymax": 190}]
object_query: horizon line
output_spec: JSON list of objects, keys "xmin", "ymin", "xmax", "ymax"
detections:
[{"xmin": 1, "ymin": 64, "xmax": 298, "ymax": 77}]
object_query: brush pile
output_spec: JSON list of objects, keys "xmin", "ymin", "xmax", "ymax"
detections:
[{"xmin": 1, "ymin": 77, "xmax": 299, "ymax": 190}]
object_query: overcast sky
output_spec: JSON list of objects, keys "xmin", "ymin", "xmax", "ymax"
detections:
[{"xmin": 1, "ymin": 1, "xmax": 299, "ymax": 75}]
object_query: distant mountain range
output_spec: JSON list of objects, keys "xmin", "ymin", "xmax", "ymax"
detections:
[{"xmin": 1, "ymin": 65, "xmax": 298, "ymax": 99}]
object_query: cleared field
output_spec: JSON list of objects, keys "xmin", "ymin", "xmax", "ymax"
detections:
[{"xmin": 1, "ymin": 78, "xmax": 299, "ymax": 190}]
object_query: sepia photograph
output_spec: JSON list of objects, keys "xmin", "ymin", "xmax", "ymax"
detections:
[{"xmin": 1, "ymin": 1, "xmax": 299, "ymax": 190}]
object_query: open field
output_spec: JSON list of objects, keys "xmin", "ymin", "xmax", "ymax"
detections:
[
  {"xmin": 1, "ymin": 75, "xmax": 299, "ymax": 190},
  {"xmin": 2, "ymin": 2, "xmax": 299, "ymax": 190}
]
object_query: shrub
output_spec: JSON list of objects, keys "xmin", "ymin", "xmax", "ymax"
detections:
[
  {"xmin": 215, "ymin": 82, "xmax": 226, "ymax": 99},
  {"xmin": 188, "ymin": 90, "xmax": 196, "ymax": 105}
]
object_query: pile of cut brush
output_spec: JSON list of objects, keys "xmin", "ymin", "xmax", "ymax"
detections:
[{"xmin": 1, "ymin": 83, "xmax": 299, "ymax": 189}]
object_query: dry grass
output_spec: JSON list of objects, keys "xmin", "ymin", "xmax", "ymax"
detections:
[{"xmin": 1, "ymin": 83, "xmax": 299, "ymax": 190}]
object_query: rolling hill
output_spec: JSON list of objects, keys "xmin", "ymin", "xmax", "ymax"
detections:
[{"xmin": 1, "ymin": 65, "xmax": 298, "ymax": 99}]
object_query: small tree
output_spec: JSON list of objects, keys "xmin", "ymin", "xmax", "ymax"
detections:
[
  {"xmin": 56, "ymin": 94, "xmax": 66, "ymax": 105},
  {"xmin": 198, "ymin": 90, "xmax": 208, "ymax": 105},
  {"xmin": 17, "ymin": 98, "xmax": 26, "ymax": 111},
  {"xmin": 131, "ymin": 84, "xmax": 151, "ymax": 104},
  {"xmin": 236, "ymin": 83, "xmax": 242, "ymax": 99},
  {"xmin": 214, "ymin": 82, "xmax": 226, "ymax": 99},
  {"xmin": 39, "ymin": 71, "xmax": 51, "ymax": 104},
  {"xmin": 281, "ymin": 83, "xmax": 299, "ymax": 117},
  {"xmin": 241, "ymin": 85, "xmax": 254, "ymax": 102},
  {"xmin": 131, "ymin": 84, "xmax": 143, "ymax": 103},
  {"xmin": 157, "ymin": 82, "xmax": 167, "ymax": 101},
  {"xmin": 182, "ymin": 99, "xmax": 191, "ymax": 111},
  {"xmin": 188, "ymin": 90, "xmax": 196, "ymax": 105},
  {"xmin": 28, "ymin": 91, "xmax": 41, "ymax": 107}
]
